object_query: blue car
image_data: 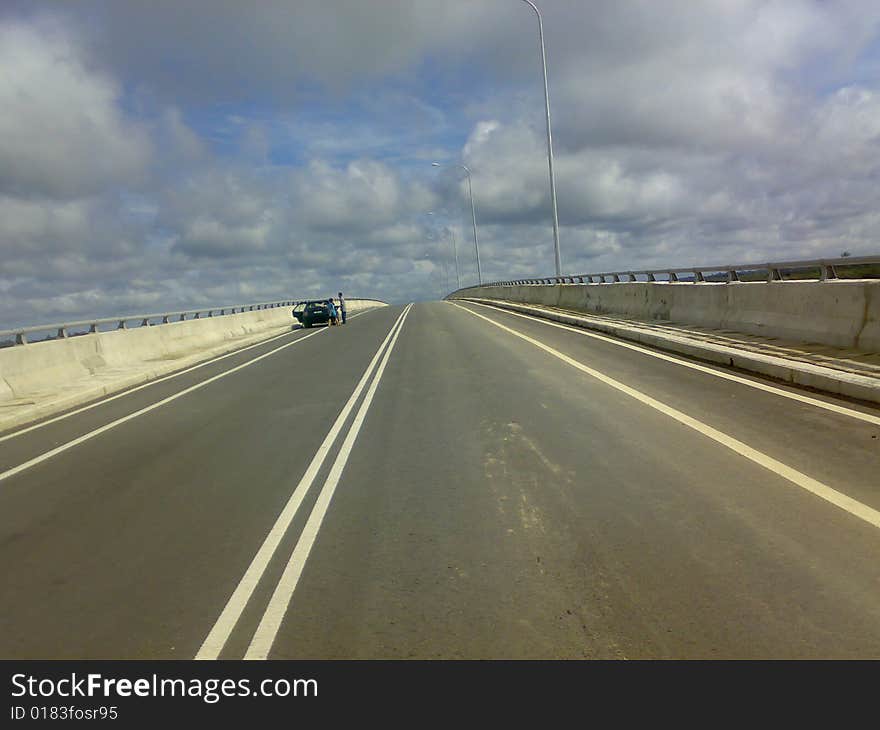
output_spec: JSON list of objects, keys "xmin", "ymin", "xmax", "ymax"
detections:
[{"xmin": 292, "ymin": 300, "xmax": 330, "ymax": 328}]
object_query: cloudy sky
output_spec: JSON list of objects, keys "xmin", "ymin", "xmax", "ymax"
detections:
[{"xmin": 3, "ymin": 1, "xmax": 880, "ymax": 328}]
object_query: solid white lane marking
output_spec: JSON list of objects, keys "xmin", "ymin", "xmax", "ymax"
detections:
[
  {"xmin": 0, "ymin": 328, "xmax": 299, "ymax": 444},
  {"xmin": 243, "ymin": 304, "xmax": 412, "ymax": 660},
  {"xmin": 0, "ymin": 327, "xmax": 329, "ymax": 486},
  {"xmin": 459, "ymin": 300, "xmax": 880, "ymax": 427},
  {"xmin": 0, "ymin": 308, "xmax": 375, "ymax": 444},
  {"xmin": 453, "ymin": 302, "xmax": 880, "ymax": 531},
  {"xmin": 195, "ymin": 304, "xmax": 411, "ymax": 660}
]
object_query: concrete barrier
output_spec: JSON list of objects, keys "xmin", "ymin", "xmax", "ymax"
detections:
[
  {"xmin": 450, "ymin": 280, "xmax": 880, "ymax": 352},
  {"xmin": 0, "ymin": 299, "xmax": 387, "ymax": 430},
  {"xmin": 0, "ymin": 307, "xmax": 291, "ymax": 399}
]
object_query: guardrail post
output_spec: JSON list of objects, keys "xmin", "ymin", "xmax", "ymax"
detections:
[
  {"xmin": 15, "ymin": 333, "xmax": 27, "ymax": 345},
  {"xmin": 727, "ymin": 269, "xmax": 740, "ymax": 282},
  {"xmin": 646, "ymin": 272, "xmax": 656, "ymax": 282},
  {"xmin": 117, "ymin": 320, "xmax": 127, "ymax": 329},
  {"xmin": 668, "ymin": 272, "xmax": 678, "ymax": 282},
  {"xmin": 820, "ymin": 264, "xmax": 837, "ymax": 281},
  {"xmin": 162, "ymin": 315, "xmax": 169, "ymax": 324},
  {"xmin": 194, "ymin": 312, "xmax": 201, "ymax": 319},
  {"xmin": 767, "ymin": 267, "xmax": 781, "ymax": 282},
  {"xmin": 89, "ymin": 323, "xmax": 98, "ymax": 333},
  {"xmin": 626, "ymin": 273, "xmax": 636, "ymax": 282},
  {"xmin": 694, "ymin": 271, "xmax": 704, "ymax": 282},
  {"xmin": 141, "ymin": 318, "xmax": 150, "ymax": 327},
  {"xmin": 56, "ymin": 327, "xmax": 68, "ymax": 338},
  {"xmin": 179, "ymin": 314, "xmax": 186, "ymax": 321}
]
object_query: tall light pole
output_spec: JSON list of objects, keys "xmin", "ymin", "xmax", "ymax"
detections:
[
  {"xmin": 428, "ymin": 210, "xmax": 460, "ymax": 291},
  {"xmin": 521, "ymin": 0, "xmax": 562, "ymax": 277},
  {"xmin": 423, "ymin": 252, "xmax": 441, "ymax": 301},
  {"xmin": 425, "ymin": 214, "xmax": 449, "ymax": 296},
  {"xmin": 449, "ymin": 227, "xmax": 461, "ymax": 290},
  {"xmin": 432, "ymin": 162, "xmax": 482, "ymax": 285}
]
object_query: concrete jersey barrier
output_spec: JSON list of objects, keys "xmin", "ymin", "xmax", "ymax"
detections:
[
  {"xmin": 450, "ymin": 280, "xmax": 880, "ymax": 353},
  {"xmin": 0, "ymin": 299, "xmax": 387, "ymax": 409}
]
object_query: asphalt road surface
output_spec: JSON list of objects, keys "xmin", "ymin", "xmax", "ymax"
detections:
[{"xmin": 1, "ymin": 301, "xmax": 879, "ymax": 659}]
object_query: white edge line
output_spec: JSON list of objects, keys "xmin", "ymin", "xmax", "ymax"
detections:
[
  {"xmin": 0, "ymin": 326, "xmax": 332, "ymax": 486},
  {"xmin": 452, "ymin": 302, "xmax": 880, "ymax": 532},
  {"xmin": 0, "ymin": 309, "xmax": 376, "ymax": 444},
  {"xmin": 243, "ymin": 304, "xmax": 413, "ymax": 660},
  {"xmin": 0, "ymin": 327, "xmax": 297, "ymax": 443},
  {"xmin": 456, "ymin": 299, "xmax": 880, "ymax": 427},
  {"xmin": 195, "ymin": 304, "xmax": 412, "ymax": 660}
]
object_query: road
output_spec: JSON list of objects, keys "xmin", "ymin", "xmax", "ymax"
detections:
[{"xmin": 1, "ymin": 301, "xmax": 879, "ymax": 659}]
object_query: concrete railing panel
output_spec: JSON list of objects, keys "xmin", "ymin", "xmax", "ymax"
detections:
[
  {"xmin": 451, "ymin": 280, "xmax": 880, "ymax": 352},
  {"xmin": 0, "ymin": 299, "xmax": 387, "ymax": 409}
]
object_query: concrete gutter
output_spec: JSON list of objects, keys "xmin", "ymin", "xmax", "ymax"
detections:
[{"xmin": 456, "ymin": 297, "xmax": 880, "ymax": 407}]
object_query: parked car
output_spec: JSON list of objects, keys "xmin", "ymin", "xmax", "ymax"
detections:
[{"xmin": 297, "ymin": 300, "xmax": 330, "ymax": 328}]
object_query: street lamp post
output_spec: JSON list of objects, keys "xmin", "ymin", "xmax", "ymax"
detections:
[
  {"xmin": 425, "ymin": 214, "xmax": 450, "ymax": 296},
  {"xmin": 432, "ymin": 162, "xmax": 482, "ymax": 285},
  {"xmin": 428, "ymin": 210, "xmax": 461, "ymax": 292},
  {"xmin": 449, "ymin": 227, "xmax": 460, "ymax": 290},
  {"xmin": 423, "ymin": 252, "xmax": 441, "ymax": 301},
  {"xmin": 521, "ymin": 0, "xmax": 562, "ymax": 277}
]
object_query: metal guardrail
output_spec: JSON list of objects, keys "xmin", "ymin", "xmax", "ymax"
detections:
[
  {"xmin": 0, "ymin": 299, "xmax": 303, "ymax": 346},
  {"xmin": 1, "ymin": 298, "xmax": 386, "ymax": 346},
  {"xmin": 463, "ymin": 254, "xmax": 880, "ymax": 290}
]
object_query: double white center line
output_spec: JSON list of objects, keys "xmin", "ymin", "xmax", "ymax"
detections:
[{"xmin": 196, "ymin": 304, "xmax": 412, "ymax": 660}]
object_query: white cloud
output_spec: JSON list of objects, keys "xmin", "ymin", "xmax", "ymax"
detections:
[
  {"xmin": 0, "ymin": 19, "xmax": 151, "ymax": 199},
  {"xmin": 292, "ymin": 159, "xmax": 435, "ymax": 232},
  {"xmin": 3, "ymin": 1, "xmax": 880, "ymax": 328}
]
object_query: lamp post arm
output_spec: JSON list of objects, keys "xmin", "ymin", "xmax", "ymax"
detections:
[
  {"xmin": 432, "ymin": 161, "xmax": 482, "ymax": 286},
  {"xmin": 464, "ymin": 170, "xmax": 482, "ymax": 285},
  {"xmin": 522, "ymin": 0, "xmax": 562, "ymax": 276}
]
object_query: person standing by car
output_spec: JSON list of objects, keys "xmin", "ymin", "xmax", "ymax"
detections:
[
  {"xmin": 338, "ymin": 292, "xmax": 346, "ymax": 324},
  {"xmin": 327, "ymin": 298, "xmax": 338, "ymax": 326}
]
